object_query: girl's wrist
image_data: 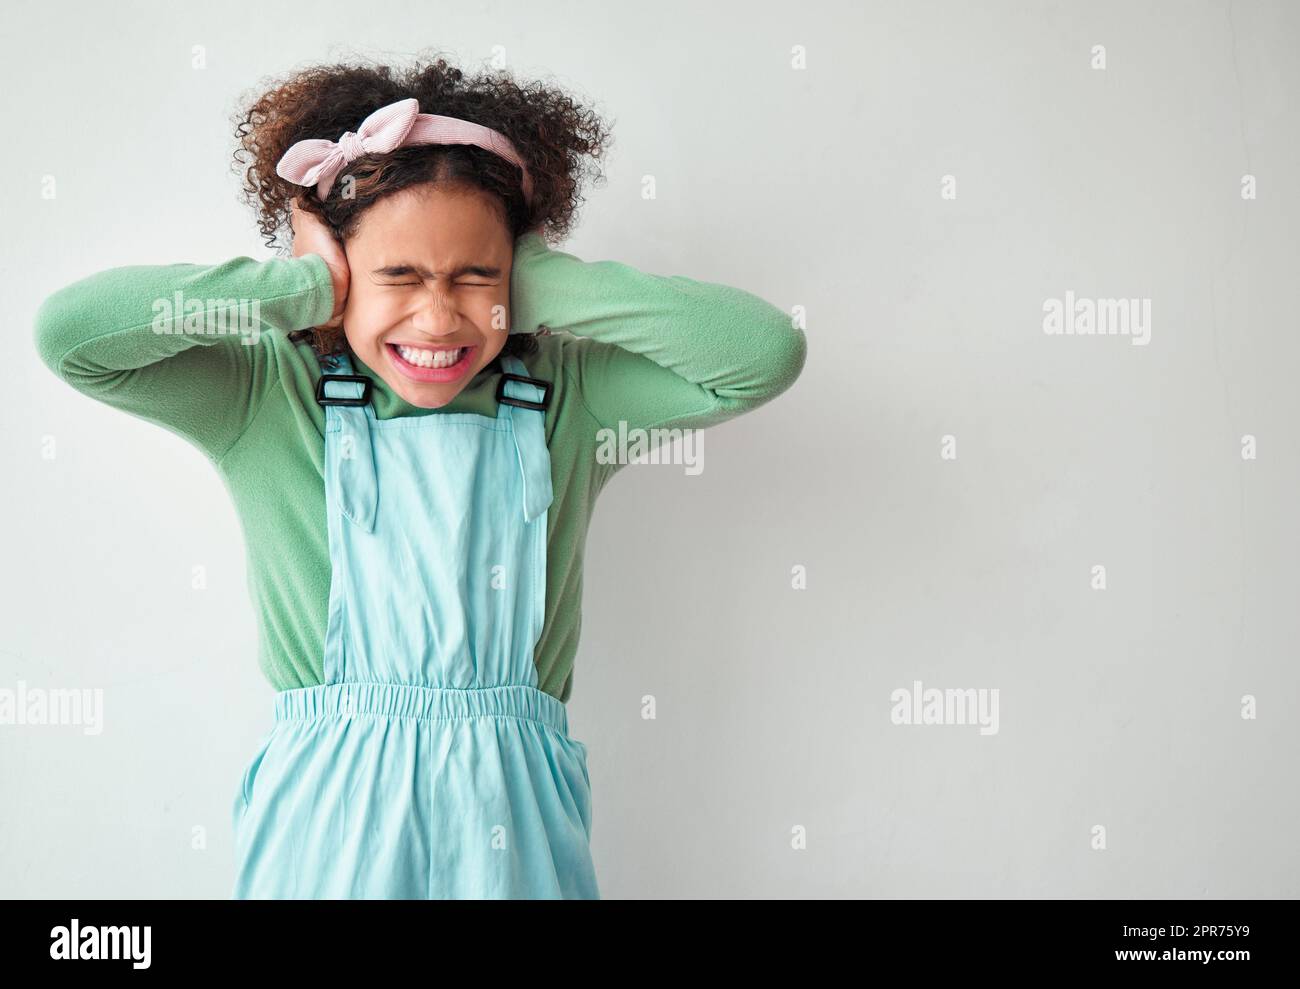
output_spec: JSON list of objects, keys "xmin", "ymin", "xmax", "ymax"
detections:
[{"xmin": 322, "ymin": 258, "xmax": 348, "ymax": 319}]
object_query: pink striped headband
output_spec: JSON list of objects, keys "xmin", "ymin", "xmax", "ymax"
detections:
[{"xmin": 275, "ymin": 97, "xmax": 534, "ymax": 205}]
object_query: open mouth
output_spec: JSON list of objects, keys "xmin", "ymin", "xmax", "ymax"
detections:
[{"xmin": 386, "ymin": 342, "xmax": 477, "ymax": 383}]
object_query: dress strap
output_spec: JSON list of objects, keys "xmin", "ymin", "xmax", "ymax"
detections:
[
  {"xmin": 317, "ymin": 351, "xmax": 379, "ymax": 533},
  {"xmin": 497, "ymin": 354, "xmax": 554, "ymax": 524}
]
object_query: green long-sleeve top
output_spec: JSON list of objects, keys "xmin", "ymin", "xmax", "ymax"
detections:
[{"xmin": 32, "ymin": 232, "xmax": 807, "ymax": 703}]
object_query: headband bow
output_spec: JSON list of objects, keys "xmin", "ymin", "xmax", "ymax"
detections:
[{"xmin": 276, "ymin": 97, "xmax": 534, "ymax": 205}]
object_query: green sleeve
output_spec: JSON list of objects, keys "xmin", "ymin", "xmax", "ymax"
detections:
[
  {"xmin": 33, "ymin": 253, "xmax": 336, "ymax": 464},
  {"xmin": 508, "ymin": 231, "xmax": 807, "ymax": 457}
]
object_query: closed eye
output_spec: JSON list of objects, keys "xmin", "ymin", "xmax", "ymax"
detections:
[
  {"xmin": 372, "ymin": 263, "xmax": 502, "ymax": 284},
  {"xmin": 378, "ymin": 278, "xmax": 497, "ymax": 287}
]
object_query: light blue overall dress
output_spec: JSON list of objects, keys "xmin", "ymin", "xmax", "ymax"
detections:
[{"xmin": 229, "ymin": 351, "xmax": 600, "ymax": 899}]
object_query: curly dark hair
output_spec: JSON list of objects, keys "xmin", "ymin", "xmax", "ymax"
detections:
[{"xmin": 231, "ymin": 50, "xmax": 613, "ymax": 359}]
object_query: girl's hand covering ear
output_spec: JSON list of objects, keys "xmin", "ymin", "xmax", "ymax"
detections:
[
  {"xmin": 290, "ymin": 199, "xmax": 350, "ymax": 328},
  {"xmin": 510, "ymin": 228, "xmax": 552, "ymax": 334}
]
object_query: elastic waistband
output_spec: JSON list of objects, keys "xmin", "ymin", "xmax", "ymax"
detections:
[{"xmin": 273, "ymin": 682, "xmax": 569, "ymax": 735}]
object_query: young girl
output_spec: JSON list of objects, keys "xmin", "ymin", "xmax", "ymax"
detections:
[{"xmin": 33, "ymin": 55, "xmax": 807, "ymax": 899}]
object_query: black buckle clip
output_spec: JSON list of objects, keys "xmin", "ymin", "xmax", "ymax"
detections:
[
  {"xmin": 496, "ymin": 372, "xmax": 551, "ymax": 411},
  {"xmin": 315, "ymin": 373, "xmax": 373, "ymax": 407}
]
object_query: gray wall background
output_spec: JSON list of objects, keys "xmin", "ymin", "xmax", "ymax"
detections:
[{"xmin": 3, "ymin": 0, "xmax": 1297, "ymax": 898}]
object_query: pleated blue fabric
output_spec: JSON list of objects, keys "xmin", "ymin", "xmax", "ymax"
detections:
[{"xmin": 231, "ymin": 352, "xmax": 599, "ymax": 899}]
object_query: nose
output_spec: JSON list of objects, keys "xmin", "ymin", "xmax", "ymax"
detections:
[{"xmin": 410, "ymin": 285, "xmax": 460, "ymax": 337}]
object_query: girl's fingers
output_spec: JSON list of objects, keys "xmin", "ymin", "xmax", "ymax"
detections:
[{"xmin": 286, "ymin": 198, "xmax": 349, "ymax": 316}]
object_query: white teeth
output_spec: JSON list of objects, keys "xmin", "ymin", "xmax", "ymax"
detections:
[{"xmin": 396, "ymin": 344, "xmax": 464, "ymax": 369}]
